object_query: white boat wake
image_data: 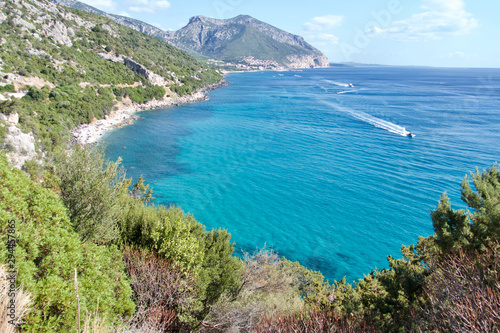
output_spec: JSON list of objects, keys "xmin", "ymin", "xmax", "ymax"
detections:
[
  {"xmin": 324, "ymin": 102, "xmax": 410, "ymax": 136},
  {"xmin": 324, "ymin": 79, "xmax": 351, "ymax": 88}
]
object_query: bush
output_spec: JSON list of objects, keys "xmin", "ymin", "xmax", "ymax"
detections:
[
  {"xmin": 254, "ymin": 309, "xmax": 375, "ymax": 333},
  {"xmin": 123, "ymin": 246, "xmax": 198, "ymax": 331},
  {"xmin": 119, "ymin": 194, "xmax": 243, "ymax": 315},
  {"xmin": 415, "ymin": 244, "xmax": 500, "ymax": 332},
  {"xmin": 0, "ymin": 153, "xmax": 135, "ymax": 332},
  {"xmin": 0, "ymin": 84, "xmax": 15, "ymax": 93},
  {"xmin": 54, "ymin": 144, "xmax": 127, "ymax": 244},
  {"xmin": 201, "ymin": 248, "xmax": 307, "ymax": 332}
]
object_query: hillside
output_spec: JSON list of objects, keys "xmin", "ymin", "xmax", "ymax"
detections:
[
  {"xmin": 0, "ymin": 0, "xmax": 223, "ymax": 166},
  {"xmin": 50, "ymin": 0, "xmax": 329, "ymax": 70},
  {"xmin": 51, "ymin": 0, "xmax": 170, "ymax": 39},
  {"xmin": 167, "ymin": 15, "xmax": 329, "ymax": 69}
]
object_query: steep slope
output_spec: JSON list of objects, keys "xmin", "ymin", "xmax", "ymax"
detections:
[
  {"xmin": 49, "ymin": 0, "xmax": 329, "ymax": 69},
  {"xmin": 0, "ymin": 0, "xmax": 222, "ymax": 165},
  {"xmin": 167, "ymin": 15, "xmax": 329, "ymax": 69},
  {"xmin": 52, "ymin": 0, "xmax": 171, "ymax": 38}
]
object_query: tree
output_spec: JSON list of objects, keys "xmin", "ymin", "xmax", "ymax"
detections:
[
  {"xmin": 131, "ymin": 175, "xmax": 154, "ymax": 202},
  {"xmin": 54, "ymin": 144, "xmax": 127, "ymax": 244},
  {"xmin": 431, "ymin": 164, "xmax": 500, "ymax": 253}
]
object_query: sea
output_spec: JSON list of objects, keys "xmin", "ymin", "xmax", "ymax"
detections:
[{"xmin": 103, "ymin": 66, "xmax": 500, "ymax": 283}]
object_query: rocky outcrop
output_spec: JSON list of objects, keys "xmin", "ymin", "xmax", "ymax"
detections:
[
  {"xmin": 286, "ymin": 54, "xmax": 330, "ymax": 69},
  {"xmin": 97, "ymin": 52, "xmax": 173, "ymax": 86},
  {"xmin": 4, "ymin": 0, "xmax": 91, "ymax": 46},
  {"xmin": 1, "ymin": 118, "xmax": 38, "ymax": 169}
]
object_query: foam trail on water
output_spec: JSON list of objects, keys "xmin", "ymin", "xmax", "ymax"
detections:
[
  {"xmin": 324, "ymin": 79, "xmax": 350, "ymax": 88},
  {"xmin": 324, "ymin": 101, "xmax": 409, "ymax": 136}
]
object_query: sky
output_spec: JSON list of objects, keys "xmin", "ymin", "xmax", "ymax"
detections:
[{"xmin": 77, "ymin": 0, "xmax": 500, "ymax": 68}]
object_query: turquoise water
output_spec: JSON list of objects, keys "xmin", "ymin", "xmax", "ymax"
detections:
[{"xmin": 104, "ymin": 67, "xmax": 500, "ymax": 282}]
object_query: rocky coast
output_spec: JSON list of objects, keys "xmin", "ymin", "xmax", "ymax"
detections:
[{"xmin": 71, "ymin": 80, "xmax": 228, "ymax": 145}]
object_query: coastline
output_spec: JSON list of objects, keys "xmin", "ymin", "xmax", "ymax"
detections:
[{"xmin": 71, "ymin": 80, "xmax": 228, "ymax": 145}]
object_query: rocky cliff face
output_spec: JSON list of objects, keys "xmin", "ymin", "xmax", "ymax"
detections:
[
  {"xmin": 167, "ymin": 15, "xmax": 329, "ymax": 69},
  {"xmin": 0, "ymin": 113, "xmax": 38, "ymax": 169}
]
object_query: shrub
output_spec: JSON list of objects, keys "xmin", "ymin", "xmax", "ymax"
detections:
[
  {"xmin": 54, "ymin": 144, "xmax": 127, "ymax": 244},
  {"xmin": 254, "ymin": 309, "xmax": 375, "ymax": 333},
  {"xmin": 414, "ymin": 244, "xmax": 500, "ymax": 332},
  {"xmin": 201, "ymin": 248, "xmax": 306, "ymax": 332},
  {"xmin": 0, "ymin": 84, "xmax": 15, "ymax": 93},
  {"xmin": 119, "ymin": 195, "xmax": 243, "ymax": 314},
  {"xmin": 0, "ymin": 153, "xmax": 135, "ymax": 332},
  {"xmin": 122, "ymin": 246, "xmax": 198, "ymax": 332}
]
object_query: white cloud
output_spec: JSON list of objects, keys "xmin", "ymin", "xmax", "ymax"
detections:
[
  {"xmin": 315, "ymin": 33, "xmax": 340, "ymax": 45},
  {"xmin": 78, "ymin": 0, "xmax": 118, "ymax": 11},
  {"xmin": 128, "ymin": 0, "xmax": 171, "ymax": 14},
  {"xmin": 303, "ymin": 31, "xmax": 340, "ymax": 49},
  {"xmin": 368, "ymin": 0, "xmax": 478, "ymax": 41},
  {"xmin": 118, "ymin": 11, "xmax": 131, "ymax": 17},
  {"xmin": 304, "ymin": 15, "xmax": 344, "ymax": 31}
]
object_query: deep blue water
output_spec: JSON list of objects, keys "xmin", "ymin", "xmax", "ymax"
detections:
[{"xmin": 104, "ymin": 67, "xmax": 500, "ymax": 283}]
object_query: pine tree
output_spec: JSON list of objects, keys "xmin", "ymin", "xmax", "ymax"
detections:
[{"xmin": 431, "ymin": 164, "xmax": 500, "ymax": 253}]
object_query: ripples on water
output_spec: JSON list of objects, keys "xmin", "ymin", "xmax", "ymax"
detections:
[{"xmin": 104, "ymin": 67, "xmax": 500, "ymax": 282}]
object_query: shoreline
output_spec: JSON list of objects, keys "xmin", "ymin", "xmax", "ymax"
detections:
[{"xmin": 71, "ymin": 80, "xmax": 228, "ymax": 145}]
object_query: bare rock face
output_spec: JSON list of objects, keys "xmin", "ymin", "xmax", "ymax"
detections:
[
  {"xmin": 42, "ymin": 19, "xmax": 74, "ymax": 46},
  {"xmin": 4, "ymin": 125, "xmax": 37, "ymax": 169},
  {"xmin": 286, "ymin": 54, "xmax": 330, "ymax": 69},
  {"xmin": 97, "ymin": 53, "xmax": 170, "ymax": 85},
  {"xmin": 7, "ymin": 112, "xmax": 19, "ymax": 125}
]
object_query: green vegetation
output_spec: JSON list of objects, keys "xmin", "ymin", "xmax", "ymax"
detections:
[
  {"xmin": 0, "ymin": 0, "xmax": 222, "ymax": 152},
  {"xmin": 0, "ymin": 152, "xmax": 134, "ymax": 332},
  {"xmin": 2, "ymin": 139, "xmax": 500, "ymax": 331},
  {"xmin": 213, "ymin": 24, "xmax": 309, "ymax": 64},
  {"xmin": 1, "ymin": 1, "xmax": 499, "ymax": 332},
  {"xmin": 51, "ymin": 145, "xmax": 242, "ymax": 330},
  {"xmin": 251, "ymin": 164, "xmax": 500, "ymax": 332}
]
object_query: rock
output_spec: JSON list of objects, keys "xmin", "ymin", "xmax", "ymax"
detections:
[
  {"xmin": 42, "ymin": 19, "xmax": 73, "ymax": 46},
  {"xmin": 7, "ymin": 112, "xmax": 19, "ymax": 125},
  {"xmin": 13, "ymin": 17, "xmax": 36, "ymax": 31},
  {"xmin": 4, "ymin": 125, "xmax": 37, "ymax": 169}
]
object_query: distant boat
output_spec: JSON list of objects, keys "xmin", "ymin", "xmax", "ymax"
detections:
[
  {"xmin": 407, "ymin": 132, "xmax": 415, "ymax": 138},
  {"xmin": 349, "ymin": 83, "xmax": 354, "ymax": 87}
]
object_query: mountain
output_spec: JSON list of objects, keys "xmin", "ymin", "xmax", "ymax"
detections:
[
  {"xmin": 50, "ymin": 1, "xmax": 329, "ymax": 69},
  {"xmin": 0, "ymin": 0, "xmax": 222, "ymax": 166},
  {"xmin": 51, "ymin": 0, "xmax": 170, "ymax": 39},
  {"xmin": 166, "ymin": 15, "xmax": 329, "ymax": 69}
]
